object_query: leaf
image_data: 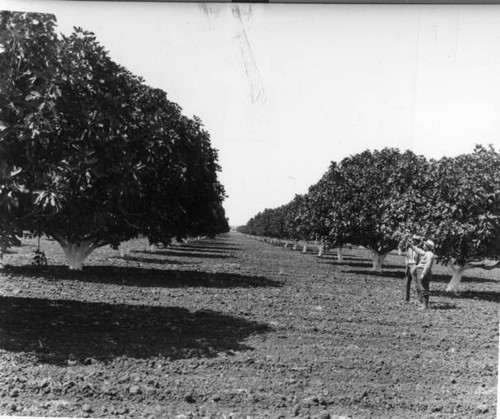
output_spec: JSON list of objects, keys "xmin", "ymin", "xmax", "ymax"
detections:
[
  {"xmin": 25, "ymin": 91, "xmax": 42, "ymax": 101},
  {"xmin": 9, "ymin": 167, "xmax": 22, "ymax": 178}
]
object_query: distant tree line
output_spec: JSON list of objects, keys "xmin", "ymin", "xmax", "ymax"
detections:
[
  {"xmin": 237, "ymin": 147, "xmax": 500, "ymax": 291},
  {"xmin": 0, "ymin": 11, "xmax": 229, "ymax": 270}
]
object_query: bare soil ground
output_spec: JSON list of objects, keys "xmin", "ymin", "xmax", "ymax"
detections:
[{"xmin": 0, "ymin": 232, "xmax": 498, "ymax": 418}]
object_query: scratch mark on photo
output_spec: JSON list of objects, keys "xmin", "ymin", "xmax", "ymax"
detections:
[{"xmin": 232, "ymin": 4, "xmax": 266, "ymax": 104}]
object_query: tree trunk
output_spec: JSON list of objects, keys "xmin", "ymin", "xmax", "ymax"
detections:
[
  {"xmin": 0, "ymin": 244, "xmax": 5, "ymax": 269},
  {"xmin": 292, "ymin": 241, "xmax": 299, "ymax": 250},
  {"xmin": 59, "ymin": 240, "xmax": 97, "ymax": 270},
  {"xmin": 119, "ymin": 240, "xmax": 133, "ymax": 258},
  {"xmin": 318, "ymin": 244, "xmax": 324, "ymax": 257},
  {"xmin": 337, "ymin": 247, "xmax": 344, "ymax": 262},
  {"xmin": 446, "ymin": 262, "xmax": 467, "ymax": 292},
  {"xmin": 302, "ymin": 244, "xmax": 308, "ymax": 253},
  {"xmin": 371, "ymin": 250, "xmax": 389, "ymax": 272},
  {"xmin": 284, "ymin": 241, "xmax": 289, "ymax": 248}
]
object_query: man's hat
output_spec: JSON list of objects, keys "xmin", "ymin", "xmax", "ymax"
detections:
[{"xmin": 424, "ymin": 239, "xmax": 435, "ymax": 249}]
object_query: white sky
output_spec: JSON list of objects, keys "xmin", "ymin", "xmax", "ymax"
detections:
[{"xmin": 2, "ymin": 1, "xmax": 500, "ymax": 225}]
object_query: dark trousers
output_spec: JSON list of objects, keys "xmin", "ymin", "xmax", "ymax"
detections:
[
  {"xmin": 405, "ymin": 265, "xmax": 417, "ymax": 301},
  {"xmin": 415, "ymin": 268, "xmax": 431, "ymax": 306}
]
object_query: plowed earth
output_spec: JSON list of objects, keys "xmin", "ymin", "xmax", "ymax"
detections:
[{"xmin": 0, "ymin": 232, "xmax": 498, "ymax": 418}]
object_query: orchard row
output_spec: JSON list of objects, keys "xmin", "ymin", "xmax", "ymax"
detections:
[
  {"xmin": 237, "ymin": 147, "xmax": 500, "ymax": 292},
  {"xmin": 0, "ymin": 12, "xmax": 229, "ymax": 269}
]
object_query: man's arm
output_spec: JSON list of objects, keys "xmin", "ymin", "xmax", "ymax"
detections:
[{"xmin": 410, "ymin": 244, "xmax": 425, "ymax": 256}]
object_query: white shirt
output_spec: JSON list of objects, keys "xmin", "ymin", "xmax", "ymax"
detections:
[
  {"xmin": 406, "ymin": 247, "xmax": 419, "ymax": 266},
  {"xmin": 416, "ymin": 250, "xmax": 435, "ymax": 275}
]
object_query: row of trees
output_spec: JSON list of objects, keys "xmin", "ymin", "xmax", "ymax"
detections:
[
  {"xmin": 0, "ymin": 12, "xmax": 229, "ymax": 269},
  {"xmin": 238, "ymin": 147, "xmax": 499, "ymax": 291}
]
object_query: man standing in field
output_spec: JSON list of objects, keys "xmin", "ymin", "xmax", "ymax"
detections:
[
  {"xmin": 410, "ymin": 239, "xmax": 436, "ymax": 310},
  {"xmin": 401, "ymin": 235, "xmax": 422, "ymax": 302}
]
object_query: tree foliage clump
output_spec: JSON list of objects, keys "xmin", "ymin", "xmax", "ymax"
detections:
[
  {"xmin": 0, "ymin": 11, "xmax": 229, "ymax": 269},
  {"xmin": 405, "ymin": 145, "xmax": 500, "ymax": 290},
  {"xmin": 238, "ymin": 146, "xmax": 499, "ymax": 289}
]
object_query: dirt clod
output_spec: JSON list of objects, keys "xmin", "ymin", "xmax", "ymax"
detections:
[
  {"xmin": 82, "ymin": 404, "xmax": 92, "ymax": 413},
  {"xmin": 129, "ymin": 385, "xmax": 142, "ymax": 395},
  {"xmin": 184, "ymin": 394, "xmax": 196, "ymax": 403}
]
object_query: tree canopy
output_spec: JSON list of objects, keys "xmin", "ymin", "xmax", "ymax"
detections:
[
  {"xmin": 0, "ymin": 11, "xmax": 229, "ymax": 269},
  {"xmin": 238, "ymin": 145, "xmax": 499, "ymax": 286}
]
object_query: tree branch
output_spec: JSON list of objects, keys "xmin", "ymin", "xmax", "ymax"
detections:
[
  {"xmin": 467, "ymin": 260, "xmax": 500, "ymax": 271},
  {"xmin": 48, "ymin": 231, "xmax": 67, "ymax": 245},
  {"xmin": 455, "ymin": 259, "xmax": 500, "ymax": 271}
]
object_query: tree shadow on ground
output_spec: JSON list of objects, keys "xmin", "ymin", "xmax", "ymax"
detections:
[
  {"xmin": 342, "ymin": 269, "xmax": 404, "ymax": 279},
  {"xmin": 430, "ymin": 301, "xmax": 459, "ymax": 310},
  {"xmin": 0, "ymin": 295, "xmax": 271, "ymax": 365},
  {"xmin": 137, "ymin": 249, "xmax": 234, "ymax": 259},
  {"xmin": 4, "ymin": 265, "xmax": 282, "ymax": 289},
  {"xmin": 179, "ymin": 244, "xmax": 242, "ymax": 252},
  {"xmin": 109, "ymin": 255, "xmax": 192, "ymax": 265},
  {"xmin": 433, "ymin": 290, "xmax": 500, "ymax": 303},
  {"xmin": 180, "ymin": 246, "xmax": 242, "ymax": 253},
  {"xmin": 2, "ymin": 248, "xmax": 22, "ymax": 254},
  {"xmin": 175, "ymin": 246, "xmax": 236, "ymax": 253},
  {"xmin": 345, "ymin": 270, "xmax": 498, "ymax": 284},
  {"xmin": 330, "ymin": 261, "xmax": 403, "ymax": 269},
  {"xmin": 318, "ymin": 254, "xmax": 365, "ymax": 261},
  {"xmin": 191, "ymin": 237, "xmax": 235, "ymax": 245}
]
